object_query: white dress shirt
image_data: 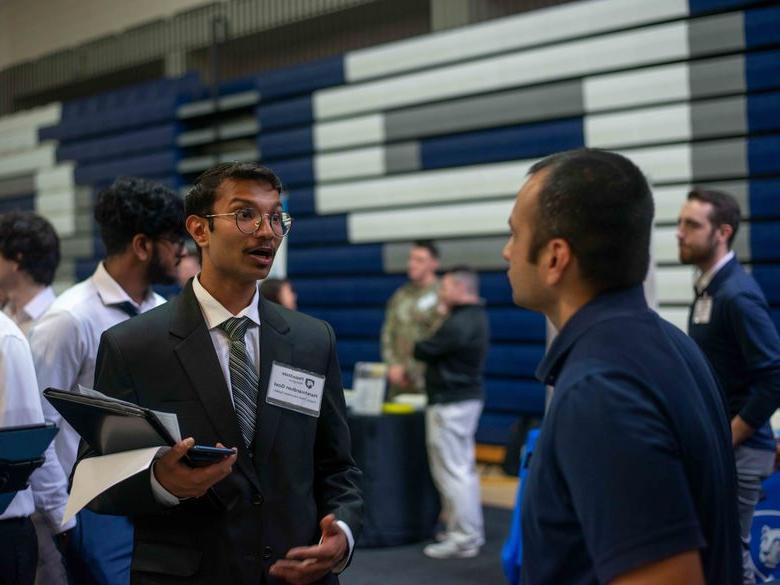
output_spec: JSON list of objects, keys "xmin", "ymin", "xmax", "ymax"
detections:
[
  {"xmin": 28, "ymin": 263, "xmax": 164, "ymax": 477},
  {"xmin": 0, "ymin": 312, "xmax": 75, "ymax": 532},
  {"xmin": 695, "ymin": 250, "xmax": 735, "ymax": 295},
  {"xmin": 151, "ymin": 275, "xmax": 354, "ymax": 569},
  {"xmin": 3, "ymin": 286, "xmax": 56, "ymax": 336}
]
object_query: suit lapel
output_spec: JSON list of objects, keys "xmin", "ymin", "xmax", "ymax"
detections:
[
  {"xmin": 169, "ymin": 283, "xmax": 261, "ymax": 493},
  {"xmin": 255, "ymin": 297, "xmax": 292, "ymax": 464}
]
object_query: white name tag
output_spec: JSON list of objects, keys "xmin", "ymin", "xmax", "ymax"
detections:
[
  {"xmin": 693, "ymin": 295, "xmax": 713, "ymax": 325},
  {"xmin": 417, "ymin": 291, "xmax": 437, "ymax": 311},
  {"xmin": 266, "ymin": 361, "xmax": 325, "ymax": 418}
]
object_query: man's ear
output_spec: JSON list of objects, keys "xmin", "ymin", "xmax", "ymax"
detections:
[
  {"xmin": 130, "ymin": 233, "xmax": 153, "ymax": 262},
  {"xmin": 543, "ymin": 238, "xmax": 572, "ymax": 286},
  {"xmin": 718, "ymin": 224, "xmax": 734, "ymax": 246},
  {"xmin": 187, "ymin": 215, "xmax": 209, "ymax": 251}
]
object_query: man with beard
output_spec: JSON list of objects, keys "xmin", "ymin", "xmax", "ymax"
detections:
[
  {"xmin": 29, "ymin": 177, "xmax": 185, "ymax": 585},
  {"xmin": 678, "ymin": 188, "xmax": 780, "ymax": 584},
  {"xmin": 75, "ymin": 163, "xmax": 362, "ymax": 585}
]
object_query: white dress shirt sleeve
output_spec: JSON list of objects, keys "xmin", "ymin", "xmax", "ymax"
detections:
[
  {"xmin": 0, "ymin": 327, "xmax": 74, "ymax": 531},
  {"xmin": 149, "ymin": 460, "xmax": 182, "ymax": 507},
  {"xmin": 332, "ymin": 520, "xmax": 355, "ymax": 573}
]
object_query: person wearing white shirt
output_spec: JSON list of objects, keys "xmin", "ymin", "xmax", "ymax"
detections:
[
  {"xmin": 0, "ymin": 311, "xmax": 75, "ymax": 585},
  {"xmin": 29, "ymin": 177, "xmax": 186, "ymax": 585}
]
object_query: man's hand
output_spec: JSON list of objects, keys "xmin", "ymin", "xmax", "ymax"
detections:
[
  {"xmin": 153, "ymin": 437, "xmax": 236, "ymax": 498},
  {"xmin": 731, "ymin": 415, "xmax": 755, "ymax": 447},
  {"xmin": 269, "ymin": 514, "xmax": 348, "ymax": 585},
  {"xmin": 387, "ymin": 364, "xmax": 408, "ymax": 388}
]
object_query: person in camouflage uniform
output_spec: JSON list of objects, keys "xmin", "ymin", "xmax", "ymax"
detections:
[{"xmin": 381, "ymin": 240, "xmax": 443, "ymax": 399}]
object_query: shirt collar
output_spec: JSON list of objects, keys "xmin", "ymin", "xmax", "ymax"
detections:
[
  {"xmin": 695, "ymin": 250, "xmax": 735, "ymax": 295},
  {"xmin": 191, "ymin": 273, "xmax": 260, "ymax": 330},
  {"xmin": 91, "ymin": 262, "xmax": 158, "ymax": 313},
  {"xmin": 20, "ymin": 286, "xmax": 56, "ymax": 322},
  {"xmin": 535, "ymin": 285, "xmax": 649, "ymax": 386}
]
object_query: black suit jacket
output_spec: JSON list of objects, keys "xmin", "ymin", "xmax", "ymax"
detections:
[{"xmin": 79, "ymin": 283, "xmax": 362, "ymax": 585}]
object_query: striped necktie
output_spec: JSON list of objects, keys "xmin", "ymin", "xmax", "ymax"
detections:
[{"xmin": 218, "ymin": 317, "xmax": 259, "ymax": 447}]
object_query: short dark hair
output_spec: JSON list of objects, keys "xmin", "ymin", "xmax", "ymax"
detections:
[
  {"xmin": 94, "ymin": 177, "xmax": 185, "ymax": 256},
  {"xmin": 687, "ymin": 188, "xmax": 741, "ymax": 247},
  {"xmin": 527, "ymin": 148, "xmax": 654, "ymax": 293},
  {"xmin": 185, "ymin": 162, "xmax": 283, "ymax": 225},
  {"xmin": 412, "ymin": 240, "xmax": 439, "ymax": 259},
  {"xmin": 260, "ymin": 278, "xmax": 290, "ymax": 304},
  {"xmin": 0, "ymin": 211, "xmax": 60, "ymax": 285}
]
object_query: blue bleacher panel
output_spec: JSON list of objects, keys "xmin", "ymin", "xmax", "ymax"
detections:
[
  {"xmin": 750, "ymin": 222, "xmax": 780, "ymax": 262},
  {"xmin": 75, "ymin": 258, "xmax": 99, "ymax": 282},
  {"xmin": 480, "ymin": 272, "xmax": 516, "ymax": 306},
  {"xmin": 749, "ymin": 178, "xmax": 780, "ymax": 218},
  {"xmin": 753, "ymin": 266, "xmax": 780, "ymax": 303},
  {"xmin": 57, "ymin": 123, "xmax": 177, "ymax": 164},
  {"xmin": 420, "ymin": 118, "xmax": 584, "ymax": 171},
  {"xmin": 304, "ymin": 308, "xmax": 384, "ymax": 339},
  {"xmin": 486, "ymin": 344, "xmax": 545, "ymax": 377},
  {"xmin": 0, "ymin": 194, "xmax": 34, "ymax": 213},
  {"xmin": 745, "ymin": 5, "xmax": 780, "ymax": 49},
  {"xmin": 255, "ymin": 56, "xmax": 345, "ymax": 103},
  {"xmin": 746, "ymin": 49, "xmax": 780, "ymax": 92},
  {"xmin": 259, "ymin": 126, "xmax": 315, "ymax": 160},
  {"xmin": 689, "ymin": 0, "xmax": 769, "ymax": 15},
  {"xmin": 74, "ymin": 151, "xmax": 177, "ymax": 185},
  {"xmin": 294, "ymin": 275, "xmax": 407, "ymax": 306},
  {"xmin": 287, "ymin": 187, "xmax": 316, "ymax": 216},
  {"xmin": 287, "ymin": 244, "xmax": 384, "ymax": 276},
  {"xmin": 485, "ymin": 379, "xmax": 546, "ymax": 415},
  {"xmin": 489, "ymin": 308, "xmax": 546, "ymax": 342},
  {"xmin": 748, "ymin": 92, "xmax": 780, "ymax": 133},
  {"xmin": 269, "ymin": 156, "xmax": 314, "ymax": 188},
  {"xmin": 476, "ymin": 412, "xmax": 521, "ymax": 445},
  {"xmin": 288, "ymin": 214, "xmax": 348, "ymax": 246},
  {"xmin": 256, "ymin": 96, "xmax": 313, "ymax": 132},
  {"xmin": 337, "ymin": 340, "xmax": 381, "ymax": 369},
  {"xmin": 748, "ymin": 135, "xmax": 780, "ymax": 176}
]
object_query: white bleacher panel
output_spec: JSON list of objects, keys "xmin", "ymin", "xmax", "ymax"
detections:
[
  {"xmin": 584, "ymin": 63, "xmax": 690, "ymax": 112},
  {"xmin": 47, "ymin": 213, "xmax": 77, "ymax": 239},
  {"xmin": 658, "ymin": 307, "xmax": 689, "ymax": 331},
  {"xmin": 0, "ymin": 127, "xmax": 39, "ymax": 156},
  {"xmin": 348, "ymin": 199, "xmax": 514, "ymax": 243},
  {"xmin": 0, "ymin": 144, "xmax": 56, "ymax": 179},
  {"xmin": 35, "ymin": 163, "xmax": 74, "ymax": 192},
  {"xmin": 618, "ymin": 143, "xmax": 692, "ymax": 183},
  {"xmin": 586, "ymin": 103, "xmax": 692, "ymax": 149},
  {"xmin": 656, "ymin": 265, "xmax": 697, "ymax": 303},
  {"xmin": 653, "ymin": 184, "xmax": 690, "ymax": 223},
  {"xmin": 35, "ymin": 188, "xmax": 77, "ymax": 214},
  {"xmin": 653, "ymin": 226, "xmax": 681, "ymax": 263},
  {"xmin": 345, "ymin": 0, "xmax": 687, "ymax": 82},
  {"xmin": 314, "ymin": 146, "xmax": 386, "ymax": 183},
  {"xmin": 315, "ymin": 159, "xmax": 533, "ymax": 214},
  {"xmin": 316, "ymin": 22, "xmax": 689, "ymax": 120},
  {"xmin": 314, "ymin": 114, "xmax": 385, "ymax": 152},
  {"xmin": 0, "ymin": 104, "xmax": 60, "ymax": 133}
]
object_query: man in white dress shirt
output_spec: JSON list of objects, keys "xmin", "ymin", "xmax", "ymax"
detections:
[
  {"xmin": 0, "ymin": 211, "xmax": 65, "ymax": 585},
  {"xmin": 0, "ymin": 211, "xmax": 60, "ymax": 336},
  {"xmin": 0, "ymin": 311, "xmax": 74, "ymax": 585},
  {"xmin": 29, "ymin": 177, "xmax": 185, "ymax": 585}
]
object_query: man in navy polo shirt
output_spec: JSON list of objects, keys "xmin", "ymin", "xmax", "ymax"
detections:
[
  {"xmin": 503, "ymin": 148, "xmax": 741, "ymax": 584},
  {"xmin": 679, "ymin": 188, "xmax": 780, "ymax": 584}
]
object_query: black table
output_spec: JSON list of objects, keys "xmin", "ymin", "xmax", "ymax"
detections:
[{"xmin": 348, "ymin": 411, "xmax": 440, "ymax": 548}]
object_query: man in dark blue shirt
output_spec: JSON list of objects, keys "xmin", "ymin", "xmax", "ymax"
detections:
[
  {"xmin": 678, "ymin": 188, "xmax": 780, "ymax": 584},
  {"xmin": 502, "ymin": 148, "xmax": 741, "ymax": 584}
]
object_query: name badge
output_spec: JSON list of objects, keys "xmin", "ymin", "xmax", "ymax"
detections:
[
  {"xmin": 416, "ymin": 291, "xmax": 437, "ymax": 311},
  {"xmin": 266, "ymin": 361, "xmax": 325, "ymax": 418},
  {"xmin": 693, "ymin": 295, "xmax": 713, "ymax": 325}
]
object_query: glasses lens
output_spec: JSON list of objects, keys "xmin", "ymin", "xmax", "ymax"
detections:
[
  {"xmin": 270, "ymin": 212, "xmax": 292, "ymax": 237},
  {"xmin": 235, "ymin": 208, "xmax": 259, "ymax": 235},
  {"xmin": 235, "ymin": 209, "xmax": 292, "ymax": 237}
]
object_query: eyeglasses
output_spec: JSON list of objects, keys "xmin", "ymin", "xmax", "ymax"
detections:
[
  {"xmin": 204, "ymin": 208, "xmax": 293, "ymax": 238},
  {"xmin": 156, "ymin": 235, "xmax": 186, "ymax": 254}
]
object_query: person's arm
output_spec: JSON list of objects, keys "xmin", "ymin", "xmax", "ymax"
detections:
[
  {"xmin": 271, "ymin": 321, "xmax": 362, "ymax": 584},
  {"xmin": 553, "ymin": 372, "xmax": 706, "ymax": 584},
  {"xmin": 380, "ymin": 293, "xmax": 400, "ymax": 365},
  {"xmin": 413, "ymin": 315, "xmax": 459, "ymax": 362},
  {"xmin": 610, "ymin": 550, "xmax": 704, "ymax": 585},
  {"xmin": 728, "ymin": 292, "xmax": 780, "ymax": 445}
]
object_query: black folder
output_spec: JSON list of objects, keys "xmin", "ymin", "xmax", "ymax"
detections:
[
  {"xmin": 43, "ymin": 387, "xmax": 175, "ymax": 456},
  {"xmin": 0, "ymin": 423, "xmax": 58, "ymax": 514}
]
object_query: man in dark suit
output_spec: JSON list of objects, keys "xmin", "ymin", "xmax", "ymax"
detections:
[{"xmin": 78, "ymin": 162, "xmax": 363, "ymax": 585}]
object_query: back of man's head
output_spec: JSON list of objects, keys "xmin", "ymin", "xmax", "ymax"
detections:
[
  {"xmin": 444, "ymin": 265, "xmax": 479, "ymax": 297},
  {"xmin": 0, "ymin": 211, "xmax": 60, "ymax": 286},
  {"xmin": 95, "ymin": 177, "xmax": 185, "ymax": 256},
  {"xmin": 687, "ymin": 188, "xmax": 741, "ymax": 248},
  {"xmin": 528, "ymin": 148, "xmax": 654, "ymax": 293}
]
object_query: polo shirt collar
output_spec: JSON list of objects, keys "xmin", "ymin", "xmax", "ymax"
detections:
[
  {"xmin": 8, "ymin": 286, "xmax": 56, "ymax": 325},
  {"xmin": 91, "ymin": 262, "xmax": 157, "ymax": 313},
  {"xmin": 191, "ymin": 273, "xmax": 260, "ymax": 330},
  {"xmin": 535, "ymin": 285, "xmax": 649, "ymax": 386}
]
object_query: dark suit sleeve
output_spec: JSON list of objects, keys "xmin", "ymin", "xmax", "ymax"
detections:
[
  {"xmin": 75, "ymin": 329, "xmax": 166, "ymax": 516},
  {"xmin": 729, "ymin": 291, "xmax": 780, "ymax": 428},
  {"xmin": 313, "ymin": 321, "xmax": 363, "ymax": 540}
]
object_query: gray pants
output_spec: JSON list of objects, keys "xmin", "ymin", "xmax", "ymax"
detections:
[{"xmin": 735, "ymin": 445, "xmax": 775, "ymax": 585}]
